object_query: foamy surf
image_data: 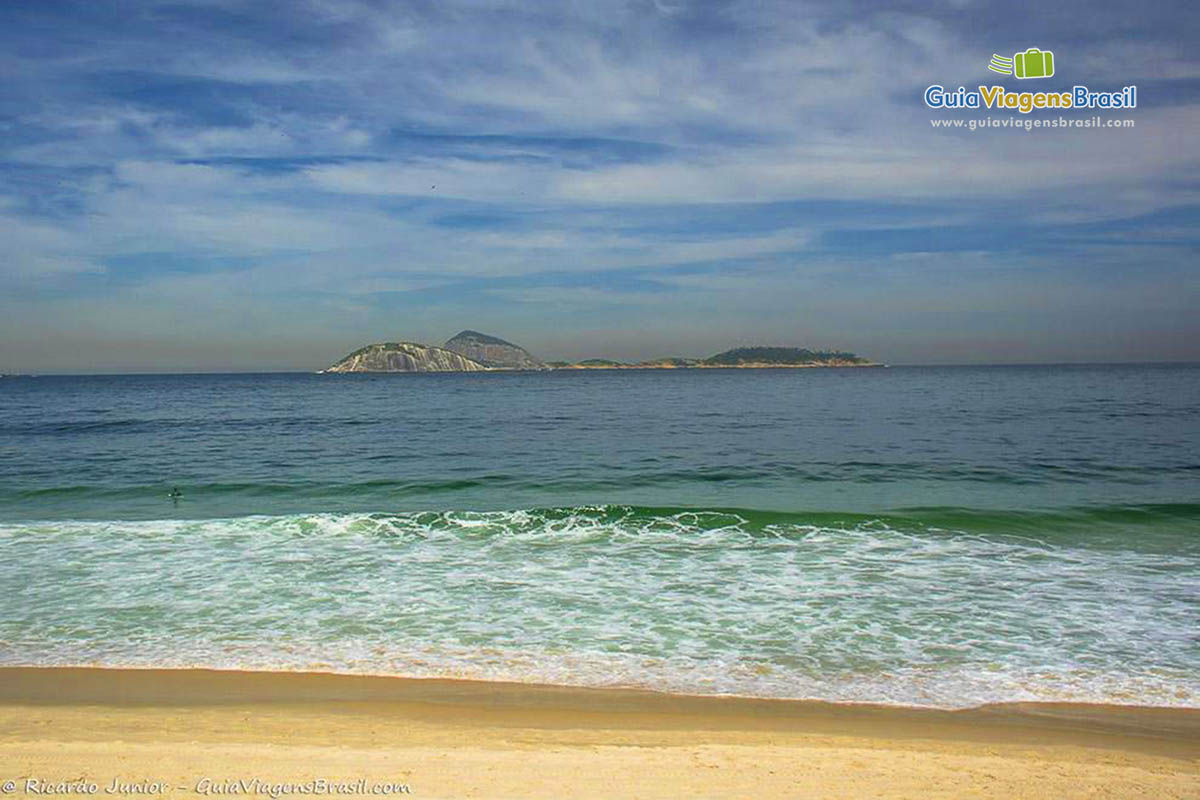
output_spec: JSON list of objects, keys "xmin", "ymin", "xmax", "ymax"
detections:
[{"xmin": 1, "ymin": 506, "xmax": 1196, "ymax": 709}]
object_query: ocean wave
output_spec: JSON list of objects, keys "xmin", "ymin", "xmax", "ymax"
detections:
[
  {"xmin": 4, "ymin": 500, "xmax": 1199, "ymax": 546},
  {"xmin": 0, "ymin": 506, "xmax": 1197, "ymax": 709}
]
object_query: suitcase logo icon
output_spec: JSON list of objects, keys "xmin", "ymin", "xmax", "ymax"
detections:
[{"xmin": 988, "ymin": 48, "xmax": 1055, "ymax": 79}]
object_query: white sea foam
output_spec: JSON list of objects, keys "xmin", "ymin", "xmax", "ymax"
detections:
[{"xmin": 0, "ymin": 509, "xmax": 1196, "ymax": 709}]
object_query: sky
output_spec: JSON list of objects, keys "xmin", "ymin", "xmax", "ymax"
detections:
[{"xmin": 1, "ymin": 0, "xmax": 1198, "ymax": 372}]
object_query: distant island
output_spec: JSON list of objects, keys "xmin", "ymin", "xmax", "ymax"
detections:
[
  {"xmin": 444, "ymin": 330, "xmax": 545, "ymax": 370},
  {"xmin": 555, "ymin": 347, "xmax": 876, "ymax": 370},
  {"xmin": 322, "ymin": 332, "xmax": 879, "ymax": 373},
  {"xmin": 322, "ymin": 331, "xmax": 545, "ymax": 373},
  {"xmin": 321, "ymin": 342, "xmax": 489, "ymax": 373}
]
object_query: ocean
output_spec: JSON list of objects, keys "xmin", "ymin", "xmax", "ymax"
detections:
[{"xmin": 1, "ymin": 364, "xmax": 1197, "ymax": 709}]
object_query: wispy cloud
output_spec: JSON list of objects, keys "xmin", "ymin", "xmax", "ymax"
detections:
[{"xmin": 1, "ymin": 0, "xmax": 1197, "ymax": 370}]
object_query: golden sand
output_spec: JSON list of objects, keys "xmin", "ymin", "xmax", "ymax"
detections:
[{"xmin": 0, "ymin": 667, "xmax": 1196, "ymax": 798}]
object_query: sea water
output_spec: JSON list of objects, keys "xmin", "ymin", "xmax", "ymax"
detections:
[{"xmin": 1, "ymin": 365, "xmax": 1196, "ymax": 708}]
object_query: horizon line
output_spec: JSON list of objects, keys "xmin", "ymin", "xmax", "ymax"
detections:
[{"xmin": 5, "ymin": 360, "xmax": 1199, "ymax": 377}]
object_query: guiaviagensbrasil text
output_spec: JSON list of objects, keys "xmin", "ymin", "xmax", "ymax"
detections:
[{"xmin": 925, "ymin": 85, "xmax": 1136, "ymax": 114}]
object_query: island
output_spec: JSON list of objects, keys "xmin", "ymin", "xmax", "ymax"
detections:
[
  {"xmin": 320, "ymin": 342, "xmax": 488, "ymax": 373},
  {"xmin": 700, "ymin": 347, "xmax": 873, "ymax": 368},
  {"xmin": 321, "ymin": 333, "xmax": 880, "ymax": 373},
  {"xmin": 443, "ymin": 330, "xmax": 546, "ymax": 370}
]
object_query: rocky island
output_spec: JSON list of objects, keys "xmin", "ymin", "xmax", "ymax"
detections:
[
  {"xmin": 321, "ymin": 342, "xmax": 487, "ymax": 373},
  {"xmin": 322, "ymin": 333, "xmax": 879, "ymax": 373},
  {"xmin": 443, "ymin": 330, "xmax": 546, "ymax": 370}
]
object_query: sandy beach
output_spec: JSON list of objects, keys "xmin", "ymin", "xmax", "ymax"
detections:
[{"xmin": 0, "ymin": 668, "xmax": 1195, "ymax": 799}]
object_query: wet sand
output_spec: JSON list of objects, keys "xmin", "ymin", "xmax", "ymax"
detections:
[{"xmin": 0, "ymin": 667, "xmax": 1196, "ymax": 798}]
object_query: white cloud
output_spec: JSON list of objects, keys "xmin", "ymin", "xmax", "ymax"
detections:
[{"xmin": 2, "ymin": 0, "xmax": 1198, "ymax": 369}]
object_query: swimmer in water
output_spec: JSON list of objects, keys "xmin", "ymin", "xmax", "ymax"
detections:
[{"xmin": 168, "ymin": 487, "xmax": 182, "ymax": 500}]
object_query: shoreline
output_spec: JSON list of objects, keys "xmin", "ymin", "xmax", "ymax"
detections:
[
  {"xmin": 1, "ymin": 667, "xmax": 1196, "ymax": 798},
  {"xmin": 2, "ymin": 663, "xmax": 1197, "ymax": 717}
]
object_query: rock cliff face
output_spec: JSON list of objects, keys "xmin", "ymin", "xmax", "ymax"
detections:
[
  {"xmin": 322, "ymin": 342, "xmax": 488, "ymax": 373},
  {"xmin": 443, "ymin": 330, "xmax": 545, "ymax": 370}
]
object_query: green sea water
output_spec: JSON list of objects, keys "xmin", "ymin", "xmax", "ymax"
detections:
[{"xmin": 0, "ymin": 365, "xmax": 1197, "ymax": 707}]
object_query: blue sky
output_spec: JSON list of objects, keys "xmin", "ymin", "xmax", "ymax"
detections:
[{"xmin": 1, "ymin": 0, "xmax": 1197, "ymax": 371}]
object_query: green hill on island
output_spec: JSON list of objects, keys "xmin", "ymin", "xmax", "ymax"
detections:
[
  {"xmin": 702, "ymin": 347, "xmax": 871, "ymax": 366},
  {"xmin": 561, "ymin": 347, "xmax": 875, "ymax": 369}
]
